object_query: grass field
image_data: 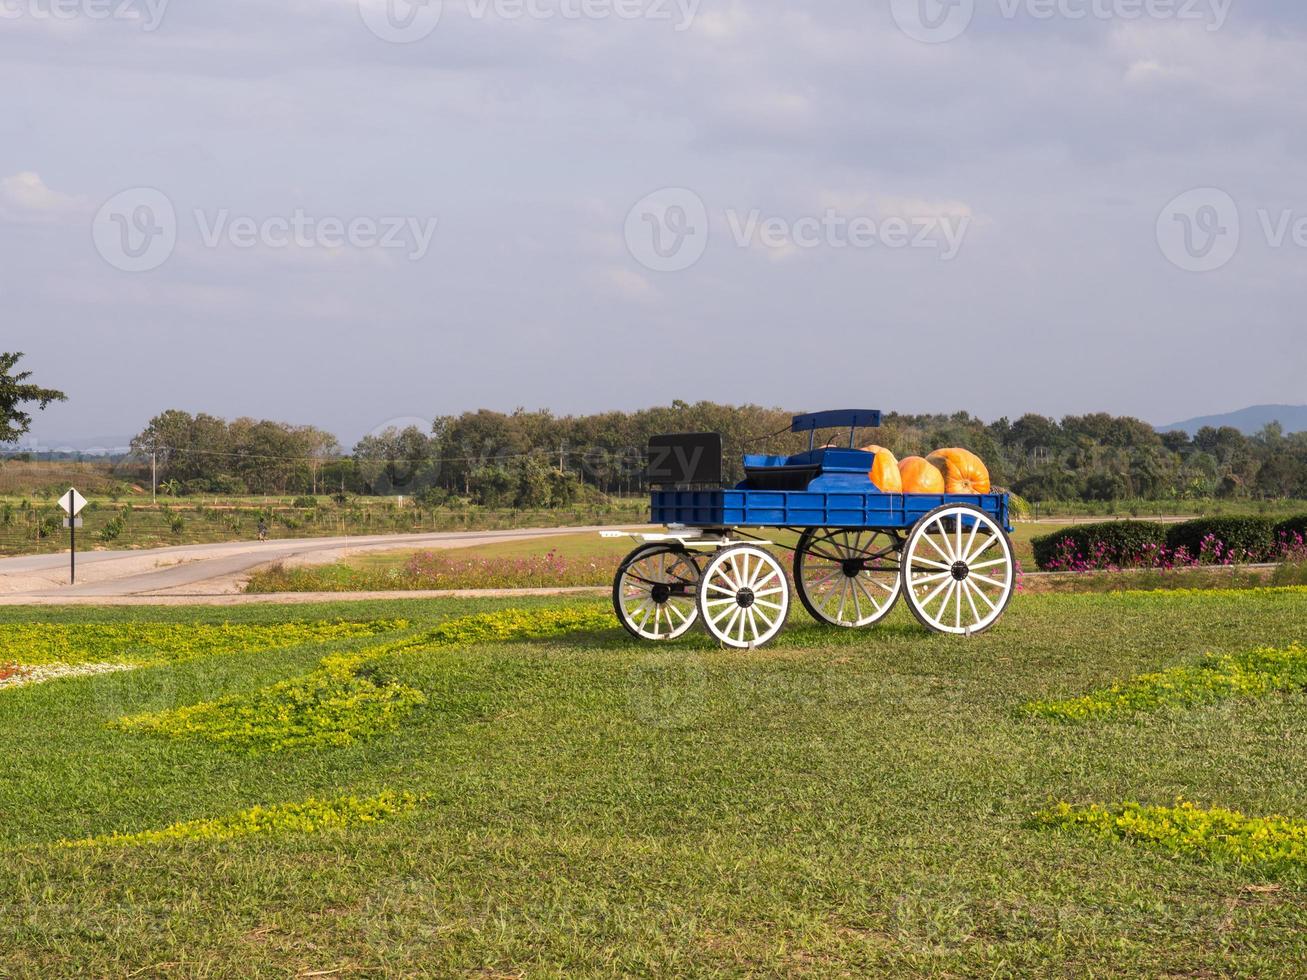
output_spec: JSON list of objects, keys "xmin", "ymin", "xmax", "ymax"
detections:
[{"xmin": 1, "ymin": 587, "xmax": 1305, "ymax": 976}]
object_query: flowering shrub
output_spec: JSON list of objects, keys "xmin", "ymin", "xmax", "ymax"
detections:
[
  {"xmin": 1033, "ymin": 800, "xmax": 1307, "ymax": 871},
  {"xmin": 1034, "ymin": 522, "xmax": 1307, "ymax": 573},
  {"xmin": 0, "ymin": 620, "xmax": 409, "ymax": 668},
  {"xmin": 1020, "ymin": 644, "xmax": 1307, "ymax": 722},
  {"xmin": 114, "ymin": 605, "xmax": 616, "ymax": 754},
  {"xmin": 59, "ymin": 790, "xmax": 419, "ymax": 848},
  {"xmin": 1164, "ymin": 517, "xmax": 1278, "ymax": 563},
  {"xmin": 246, "ymin": 549, "xmax": 619, "ymax": 593}
]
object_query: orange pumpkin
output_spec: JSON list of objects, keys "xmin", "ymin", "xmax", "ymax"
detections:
[
  {"xmin": 860, "ymin": 444, "xmax": 903, "ymax": 493},
  {"xmin": 926, "ymin": 448, "xmax": 991, "ymax": 494},
  {"xmin": 899, "ymin": 456, "xmax": 945, "ymax": 493}
]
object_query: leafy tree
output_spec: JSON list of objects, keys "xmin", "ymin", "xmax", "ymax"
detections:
[{"xmin": 0, "ymin": 352, "xmax": 66, "ymax": 443}]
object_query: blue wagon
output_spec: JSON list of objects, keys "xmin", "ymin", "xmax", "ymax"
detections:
[{"xmin": 605, "ymin": 410, "xmax": 1016, "ymax": 648}]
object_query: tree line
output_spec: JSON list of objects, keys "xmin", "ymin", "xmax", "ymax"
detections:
[{"xmin": 124, "ymin": 402, "xmax": 1307, "ymax": 504}]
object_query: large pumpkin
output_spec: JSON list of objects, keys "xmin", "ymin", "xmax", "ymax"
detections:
[
  {"xmin": 926, "ymin": 448, "xmax": 991, "ymax": 494},
  {"xmin": 860, "ymin": 444, "xmax": 903, "ymax": 493},
  {"xmin": 899, "ymin": 456, "xmax": 945, "ymax": 493}
]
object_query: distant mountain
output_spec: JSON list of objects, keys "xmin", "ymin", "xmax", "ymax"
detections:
[
  {"xmin": 1159, "ymin": 404, "xmax": 1307, "ymax": 436},
  {"xmin": 2, "ymin": 434, "xmax": 135, "ymax": 455}
]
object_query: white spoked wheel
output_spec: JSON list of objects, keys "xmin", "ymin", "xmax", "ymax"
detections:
[
  {"xmin": 613, "ymin": 545, "xmax": 702, "ymax": 641},
  {"xmin": 901, "ymin": 505, "xmax": 1015, "ymax": 636},
  {"xmin": 696, "ymin": 544, "xmax": 790, "ymax": 650},
  {"xmin": 793, "ymin": 527, "xmax": 902, "ymax": 629}
]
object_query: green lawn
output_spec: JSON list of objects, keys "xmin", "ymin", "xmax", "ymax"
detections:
[{"xmin": 1, "ymin": 589, "xmax": 1305, "ymax": 976}]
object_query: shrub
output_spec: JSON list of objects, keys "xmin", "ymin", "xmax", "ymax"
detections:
[
  {"xmin": 1031, "ymin": 521, "xmax": 1168, "ymax": 571},
  {"xmin": 1032, "ymin": 800, "xmax": 1307, "ymax": 872},
  {"xmin": 1020, "ymin": 644, "xmax": 1307, "ymax": 722},
  {"xmin": 1165, "ymin": 517, "xmax": 1277, "ymax": 564},
  {"xmin": 1275, "ymin": 514, "xmax": 1307, "ymax": 543},
  {"xmin": 292, "ymin": 495, "xmax": 318, "ymax": 509},
  {"xmin": 169, "ymin": 514, "xmax": 186, "ymax": 534},
  {"xmin": 98, "ymin": 516, "xmax": 126, "ymax": 542},
  {"xmin": 60, "ymin": 790, "xmax": 419, "ymax": 848}
]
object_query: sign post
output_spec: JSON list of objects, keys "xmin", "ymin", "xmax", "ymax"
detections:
[{"xmin": 58, "ymin": 489, "xmax": 87, "ymax": 585}]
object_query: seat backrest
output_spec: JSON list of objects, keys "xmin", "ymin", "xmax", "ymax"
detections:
[{"xmin": 647, "ymin": 433, "xmax": 723, "ymax": 486}]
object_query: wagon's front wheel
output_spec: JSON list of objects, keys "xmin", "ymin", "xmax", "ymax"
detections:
[
  {"xmin": 793, "ymin": 528, "xmax": 902, "ymax": 628},
  {"xmin": 613, "ymin": 544, "xmax": 702, "ymax": 641},
  {"xmin": 697, "ymin": 544, "xmax": 790, "ymax": 649},
  {"xmin": 901, "ymin": 505, "xmax": 1015, "ymax": 636}
]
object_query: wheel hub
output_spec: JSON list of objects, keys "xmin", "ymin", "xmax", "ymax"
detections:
[
  {"xmin": 651, "ymin": 583, "xmax": 672, "ymax": 604},
  {"xmin": 736, "ymin": 587, "xmax": 756, "ymax": 609},
  {"xmin": 951, "ymin": 561, "xmax": 970, "ymax": 582},
  {"xmin": 841, "ymin": 559, "xmax": 863, "ymax": 578}
]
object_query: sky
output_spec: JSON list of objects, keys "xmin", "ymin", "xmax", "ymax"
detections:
[{"xmin": 3, "ymin": 0, "xmax": 1305, "ymax": 449}]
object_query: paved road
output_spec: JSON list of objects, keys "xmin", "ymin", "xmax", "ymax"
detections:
[{"xmin": 0, "ymin": 526, "xmax": 631, "ymax": 601}]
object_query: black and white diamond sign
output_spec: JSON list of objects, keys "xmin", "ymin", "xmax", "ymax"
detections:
[{"xmin": 58, "ymin": 488, "xmax": 87, "ymax": 517}]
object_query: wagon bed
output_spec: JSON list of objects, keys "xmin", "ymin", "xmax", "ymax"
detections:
[{"xmin": 651, "ymin": 488, "xmax": 1011, "ymax": 531}]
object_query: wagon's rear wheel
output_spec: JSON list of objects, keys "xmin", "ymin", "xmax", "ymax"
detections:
[
  {"xmin": 901, "ymin": 505, "xmax": 1014, "ymax": 636},
  {"xmin": 613, "ymin": 544, "xmax": 702, "ymax": 641},
  {"xmin": 697, "ymin": 544, "xmax": 790, "ymax": 650},
  {"xmin": 793, "ymin": 528, "xmax": 902, "ymax": 628}
]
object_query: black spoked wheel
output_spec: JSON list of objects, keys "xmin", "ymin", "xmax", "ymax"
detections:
[
  {"xmin": 793, "ymin": 527, "xmax": 903, "ymax": 628},
  {"xmin": 612, "ymin": 544, "xmax": 702, "ymax": 641}
]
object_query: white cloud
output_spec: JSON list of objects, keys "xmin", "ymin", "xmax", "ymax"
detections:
[
  {"xmin": 1, "ymin": 171, "xmax": 80, "ymax": 214},
  {"xmin": 604, "ymin": 265, "xmax": 657, "ymax": 299}
]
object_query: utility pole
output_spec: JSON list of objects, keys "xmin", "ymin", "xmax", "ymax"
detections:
[{"xmin": 151, "ymin": 437, "xmax": 158, "ymax": 503}]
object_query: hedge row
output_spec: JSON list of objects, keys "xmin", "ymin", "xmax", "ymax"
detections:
[
  {"xmin": 1031, "ymin": 521, "xmax": 1167, "ymax": 571},
  {"xmin": 1032, "ymin": 515, "xmax": 1307, "ymax": 571}
]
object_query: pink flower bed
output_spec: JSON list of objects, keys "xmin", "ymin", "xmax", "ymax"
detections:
[{"xmin": 1042, "ymin": 531, "xmax": 1307, "ymax": 573}]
